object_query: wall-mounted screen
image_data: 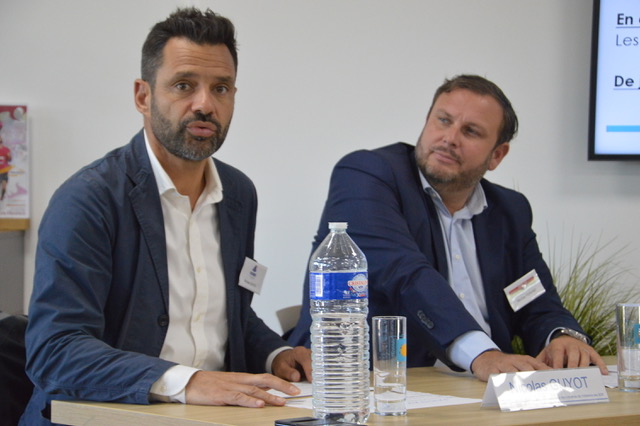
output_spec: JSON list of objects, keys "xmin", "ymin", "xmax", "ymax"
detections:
[{"xmin": 589, "ymin": 0, "xmax": 640, "ymax": 160}]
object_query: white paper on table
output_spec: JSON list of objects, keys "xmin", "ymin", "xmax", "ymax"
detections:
[
  {"xmin": 268, "ymin": 381, "xmax": 313, "ymax": 398},
  {"xmin": 401, "ymin": 390, "xmax": 481, "ymax": 409},
  {"xmin": 270, "ymin": 367, "xmax": 616, "ymax": 408},
  {"xmin": 603, "ymin": 365, "xmax": 618, "ymax": 388},
  {"xmin": 281, "ymin": 388, "xmax": 481, "ymax": 410}
]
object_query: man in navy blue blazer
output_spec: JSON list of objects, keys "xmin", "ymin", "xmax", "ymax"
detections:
[
  {"xmin": 289, "ymin": 75, "xmax": 607, "ymax": 381},
  {"xmin": 22, "ymin": 8, "xmax": 310, "ymax": 425}
]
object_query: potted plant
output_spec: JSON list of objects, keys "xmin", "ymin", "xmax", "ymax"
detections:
[{"xmin": 512, "ymin": 234, "xmax": 637, "ymax": 356}]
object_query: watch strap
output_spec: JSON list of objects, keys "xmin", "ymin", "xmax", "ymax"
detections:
[{"xmin": 550, "ymin": 327, "xmax": 590, "ymax": 345}]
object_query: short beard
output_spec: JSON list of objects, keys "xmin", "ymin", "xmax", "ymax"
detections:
[
  {"xmin": 416, "ymin": 144, "xmax": 491, "ymax": 193},
  {"xmin": 150, "ymin": 100, "xmax": 230, "ymax": 162}
]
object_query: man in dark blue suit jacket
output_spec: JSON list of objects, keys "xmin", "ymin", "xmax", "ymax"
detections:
[
  {"xmin": 22, "ymin": 8, "xmax": 310, "ymax": 425},
  {"xmin": 289, "ymin": 75, "xmax": 606, "ymax": 381}
]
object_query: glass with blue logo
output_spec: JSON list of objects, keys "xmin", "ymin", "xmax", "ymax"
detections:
[{"xmin": 372, "ymin": 315, "xmax": 407, "ymax": 415}]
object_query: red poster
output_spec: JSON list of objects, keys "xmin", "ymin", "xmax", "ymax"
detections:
[{"xmin": 0, "ymin": 105, "xmax": 29, "ymax": 219}]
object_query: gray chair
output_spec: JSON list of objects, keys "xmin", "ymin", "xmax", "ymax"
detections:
[
  {"xmin": 277, "ymin": 305, "xmax": 301, "ymax": 340},
  {"xmin": 0, "ymin": 312, "xmax": 32, "ymax": 426}
]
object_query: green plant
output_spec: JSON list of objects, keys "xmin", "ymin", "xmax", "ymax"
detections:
[{"xmin": 511, "ymin": 234, "xmax": 638, "ymax": 356}]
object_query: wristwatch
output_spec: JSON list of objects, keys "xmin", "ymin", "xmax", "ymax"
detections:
[{"xmin": 551, "ymin": 327, "xmax": 590, "ymax": 345}]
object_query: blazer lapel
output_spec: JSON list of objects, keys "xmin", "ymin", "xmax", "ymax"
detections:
[
  {"xmin": 126, "ymin": 132, "xmax": 170, "ymax": 312},
  {"xmin": 215, "ymin": 165, "xmax": 246, "ymax": 370},
  {"xmin": 423, "ymin": 194, "xmax": 449, "ymax": 281},
  {"xmin": 473, "ymin": 203, "xmax": 506, "ymax": 334},
  {"xmin": 409, "ymin": 151, "xmax": 449, "ymax": 280},
  {"xmin": 217, "ymin": 194, "xmax": 243, "ymax": 303}
]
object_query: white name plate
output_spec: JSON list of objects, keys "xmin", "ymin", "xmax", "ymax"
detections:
[{"xmin": 482, "ymin": 367, "xmax": 609, "ymax": 412}]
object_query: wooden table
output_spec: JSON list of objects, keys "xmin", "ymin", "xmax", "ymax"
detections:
[{"xmin": 52, "ymin": 358, "xmax": 640, "ymax": 426}]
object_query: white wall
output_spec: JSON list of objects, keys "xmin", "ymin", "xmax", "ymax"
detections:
[{"xmin": 1, "ymin": 0, "xmax": 638, "ymax": 333}]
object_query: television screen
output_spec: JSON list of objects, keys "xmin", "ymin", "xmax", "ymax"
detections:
[{"xmin": 589, "ymin": 0, "xmax": 640, "ymax": 160}]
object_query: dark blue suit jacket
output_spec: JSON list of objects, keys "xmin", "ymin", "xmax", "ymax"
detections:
[
  {"xmin": 22, "ymin": 131, "xmax": 285, "ymax": 425},
  {"xmin": 289, "ymin": 143, "xmax": 583, "ymax": 369}
]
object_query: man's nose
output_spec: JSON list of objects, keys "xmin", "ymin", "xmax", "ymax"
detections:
[
  {"xmin": 443, "ymin": 125, "xmax": 460, "ymax": 146},
  {"xmin": 191, "ymin": 88, "xmax": 217, "ymax": 116}
]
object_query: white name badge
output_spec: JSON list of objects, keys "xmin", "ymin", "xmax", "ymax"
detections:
[
  {"xmin": 504, "ymin": 269, "xmax": 545, "ymax": 312},
  {"xmin": 481, "ymin": 367, "xmax": 609, "ymax": 412},
  {"xmin": 238, "ymin": 257, "xmax": 267, "ymax": 294}
]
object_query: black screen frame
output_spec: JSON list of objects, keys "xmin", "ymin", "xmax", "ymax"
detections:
[{"xmin": 588, "ymin": 0, "xmax": 640, "ymax": 161}]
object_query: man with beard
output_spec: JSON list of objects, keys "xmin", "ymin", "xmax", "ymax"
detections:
[
  {"xmin": 22, "ymin": 8, "xmax": 310, "ymax": 425},
  {"xmin": 288, "ymin": 74, "xmax": 607, "ymax": 381}
]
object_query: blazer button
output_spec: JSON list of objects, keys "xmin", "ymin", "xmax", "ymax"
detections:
[
  {"xmin": 417, "ymin": 310, "xmax": 434, "ymax": 329},
  {"xmin": 157, "ymin": 314, "xmax": 169, "ymax": 327}
]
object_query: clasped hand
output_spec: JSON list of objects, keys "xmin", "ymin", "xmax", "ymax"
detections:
[{"xmin": 185, "ymin": 346, "xmax": 312, "ymax": 407}]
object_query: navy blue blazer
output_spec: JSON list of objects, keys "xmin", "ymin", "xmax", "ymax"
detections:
[
  {"xmin": 22, "ymin": 131, "xmax": 285, "ymax": 425},
  {"xmin": 289, "ymin": 143, "xmax": 583, "ymax": 369}
]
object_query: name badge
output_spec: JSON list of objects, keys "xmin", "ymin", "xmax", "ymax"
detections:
[
  {"xmin": 238, "ymin": 257, "xmax": 267, "ymax": 294},
  {"xmin": 481, "ymin": 367, "xmax": 609, "ymax": 412},
  {"xmin": 504, "ymin": 269, "xmax": 545, "ymax": 312}
]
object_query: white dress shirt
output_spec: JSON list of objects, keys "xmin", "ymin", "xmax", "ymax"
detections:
[
  {"xmin": 145, "ymin": 133, "xmax": 227, "ymax": 402},
  {"xmin": 144, "ymin": 133, "xmax": 291, "ymax": 402}
]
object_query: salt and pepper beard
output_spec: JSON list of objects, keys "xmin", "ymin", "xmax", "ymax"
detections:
[
  {"xmin": 415, "ymin": 141, "xmax": 494, "ymax": 194},
  {"xmin": 150, "ymin": 99, "xmax": 230, "ymax": 162}
]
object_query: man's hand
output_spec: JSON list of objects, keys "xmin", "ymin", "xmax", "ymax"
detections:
[
  {"xmin": 272, "ymin": 346, "xmax": 312, "ymax": 382},
  {"xmin": 471, "ymin": 350, "xmax": 551, "ymax": 381},
  {"xmin": 536, "ymin": 335, "xmax": 609, "ymax": 375},
  {"xmin": 185, "ymin": 371, "xmax": 301, "ymax": 407}
]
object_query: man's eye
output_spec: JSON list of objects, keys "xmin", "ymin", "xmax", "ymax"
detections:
[
  {"xmin": 175, "ymin": 82, "xmax": 190, "ymax": 91},
  {"xmin": 215, "ymin": 85, "xmax": 229, "ymax": 94}
]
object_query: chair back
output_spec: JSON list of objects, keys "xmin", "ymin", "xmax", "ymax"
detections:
[
  {"xmin": 276, "ymin": 305, "xmax": 301, "ymax": 340},
  {"xmin": 0, "ymin": 313, "xmax": 32, "ymax": 426}
]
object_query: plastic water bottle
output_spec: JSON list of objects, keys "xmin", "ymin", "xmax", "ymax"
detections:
[{"xmin": 309, "ymin": 222, "xmax": 370, "ymax": 424}]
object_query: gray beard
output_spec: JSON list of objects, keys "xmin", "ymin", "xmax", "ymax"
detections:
[
  {"xmin": 416, "ymin": 146, "xmax": 491, "ymax": 193},
  {"xmin": 150, "ymin": 101, "xmax": 229, "ymax": 161}
]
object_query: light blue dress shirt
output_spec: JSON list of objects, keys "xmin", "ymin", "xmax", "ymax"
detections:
[{"xmin": 419, "ymin": 173, "xmax": 499, "ymax": 371}]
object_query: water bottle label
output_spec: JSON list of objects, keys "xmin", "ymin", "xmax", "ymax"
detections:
[{"xmin": 309, "ymin": 271, "xmax": 368, "ymax": 300}]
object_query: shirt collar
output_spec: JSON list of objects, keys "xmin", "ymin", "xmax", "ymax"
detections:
[
  {"xmin": 143, "ymin": 130, "xmax": 223, "ymax": 205},
  {"xmin": 418, "ymin": 167, "xmax": 487, "ymax": 218}
]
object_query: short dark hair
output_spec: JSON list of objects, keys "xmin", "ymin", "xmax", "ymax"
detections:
[
  {"xmin": 428, "ymin": 75, "xmax": 518, "ymax": 145},
  {"xmin": 141, "ymin": 7, "xmax": 238, "ymax": 86}
]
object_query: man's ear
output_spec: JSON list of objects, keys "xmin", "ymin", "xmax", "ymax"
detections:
[
  {"xmin": 134, "ymin": 79, "xmax": 151, "ymax": 115},
  {"xmin": 488, "ymin": 142, "xmax": 510, "ymax": 171}
]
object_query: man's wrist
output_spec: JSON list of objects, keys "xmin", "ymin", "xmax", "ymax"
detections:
[
  {"xmin": 447, "ymin": 330, "xmax": 499, "ymax": 371},
  {"xmin": 266, "ymin": 346, "xmax": 293, "ymax": 373},
  {"xmin": 149, "ymin": 365, "xmax": 199, "ymax": 403},
  {"xmin": 550, "ymin": 327, "xmax": 590, "ymax": 345},
  {"xmin": 470, "ymin": 348, "xmax": 501, "ymax": 374}
]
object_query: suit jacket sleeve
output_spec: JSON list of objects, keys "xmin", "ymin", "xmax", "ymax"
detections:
[{"xmin": 26, "ymin": 164, "xmax": 175, "ymax": 405}]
